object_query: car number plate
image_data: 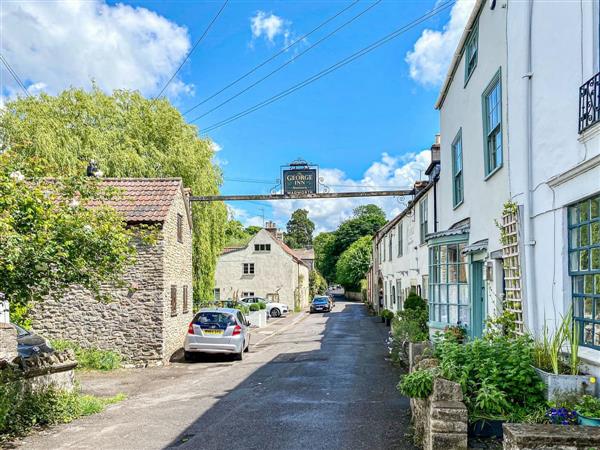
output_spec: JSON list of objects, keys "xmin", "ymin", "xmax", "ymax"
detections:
[{"xmin": 203, "ymin": 329, "xmax": 223, "ymax": 335}]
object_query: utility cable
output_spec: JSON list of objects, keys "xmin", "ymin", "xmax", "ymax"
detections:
[
  {"xmin": 154, "ymin": 0, "xmax": 229, "ymax": 99},
  {"xmin": 198, "ymin": 0, "xmax": 455, "ymax": 134},
  {"xmin": 183, "ymin": 0, "xmax": 361, "ymax": 116},
  {"xmin": 188, "ymin": 0, "xmax": 381, "ymax": 122},
  {"xmin": 0, "ymin": 54, "xmax": 31, "ymax": 97}
]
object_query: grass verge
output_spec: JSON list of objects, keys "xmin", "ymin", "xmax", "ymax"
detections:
[{"xmin": 52, "ymin": 340, "xmax": 122, "ymax": 371}]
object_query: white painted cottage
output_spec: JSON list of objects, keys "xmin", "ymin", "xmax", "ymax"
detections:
[{"xmin": 214, "ymin": 224, "xmax": 310, "ymax": 310}]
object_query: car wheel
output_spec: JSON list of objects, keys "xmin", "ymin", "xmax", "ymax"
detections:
[
  {"xmin": 270, "ymin": 308, "xmax": 281, "ymax": 318},
  {"xmin": 184, "ymin": 351, "xmax": 195, "ymax": 362},
  {"xmin": 235, "ymin": 349, "xmax": 244, "ymax": 361}
]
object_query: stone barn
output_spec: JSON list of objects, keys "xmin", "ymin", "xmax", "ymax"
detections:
[{"xmin": 32, "ymin": 178, "xmax": 194, "ymax": 366}]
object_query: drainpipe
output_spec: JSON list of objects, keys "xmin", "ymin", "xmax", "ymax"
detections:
[{"xmin": 523, "ymin": 0, "xmax": 539, "ymax": 334}]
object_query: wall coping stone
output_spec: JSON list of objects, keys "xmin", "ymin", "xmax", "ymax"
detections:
[{"xmin": 503, "ymin": 423, "xmax": 600, "ymax": 448}]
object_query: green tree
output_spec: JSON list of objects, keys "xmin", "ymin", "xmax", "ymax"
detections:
[
  {"xmin": 245, "ymin": 225, "xmax": 262, "ymax": 236},
  {"xmin": 353, "ymin": 204, "xmax": 386, "ymax": 219},
  {"xmin": 309, "ymin": 270, "xmax": 327, "ymax": 298},
  {"xmin": 333, "ymin": 205, "xmax": 387, "ymax": 255},
  {"xmin": 223, "ymin": 220, "xmax": 251, "ymax": 247},
  {"xmin": 0, "ymin": 152, "xmax": 139, "ymax": 324},
  {"xmin": 0, "ymin": 87, "xmax": 227, "ymax": 304},
  {"xmin": 284, "ymin": 209, "xmax": 314, "ymax": 248},
  {"xmin": 313, "ymin": 232, "xmax": 337, "ymax": 283},
  {"xmin": 335, "ymin": 236, "xmax": 372, "ymax": 291}
]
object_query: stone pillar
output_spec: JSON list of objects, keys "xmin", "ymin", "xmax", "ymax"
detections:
[
  {"xmin": 427, "ymin": 379, "xmax": 468, "ymax": 450},
  {"xmin": 0, "ymin": 323, "xmax": 18, "ymax": 361}
]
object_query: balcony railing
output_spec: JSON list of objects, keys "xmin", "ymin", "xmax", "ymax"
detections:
[{"xmin": 579, "ymin": 71, "xmax": 600, "ymax": 134}]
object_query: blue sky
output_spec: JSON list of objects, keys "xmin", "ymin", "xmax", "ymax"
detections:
[{"xmin": 1, "ymin": 0, "xmax": 474, "ymax": 231}]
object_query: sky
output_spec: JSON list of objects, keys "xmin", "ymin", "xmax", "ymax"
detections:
[{"xmin": 0, "ymin": 0, "xmax": 475, "ymax": 232}]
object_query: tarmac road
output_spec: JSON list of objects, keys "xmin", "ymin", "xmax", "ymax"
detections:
[{"xmin": 16, "ymin": 301, "xmax": 415, "ymax": 450}]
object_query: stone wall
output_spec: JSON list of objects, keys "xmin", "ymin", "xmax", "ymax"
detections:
[
  {"xmin": 161, "ymin": 189, "xmax": 194, "ymax": 362},
  {"xmin": 503, "ymin": 423, "xmax": 600, "ymax": 450},
  {"xmin": 0, "ymin": 323, "xmax": 17, "ymax": 361},
  {"xmin": 31, "ymin": 236, "xmax": 166, "ymax": 367}
]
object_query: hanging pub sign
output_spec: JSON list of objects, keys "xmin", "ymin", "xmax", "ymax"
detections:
[
  {"xmin": 282, "ymin": 159, "xmax": 318, "ymax": 195},
  {"xmin": 283, "ymin": 169, "xmax": 317, "ymax": 195}
]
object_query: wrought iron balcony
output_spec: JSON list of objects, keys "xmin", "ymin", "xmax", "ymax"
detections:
[{"xmin": 579, "ymin": 71, "xmax": 600, "ymax": 134}]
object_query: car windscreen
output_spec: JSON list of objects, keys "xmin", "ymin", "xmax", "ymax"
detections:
[
  {"xmin": 312, "ymin": 298, "xmax": 329, "ymax": 304},
  {"xmin": 194, "ymin": 312, "xmax": 236, "ymax": 329}
]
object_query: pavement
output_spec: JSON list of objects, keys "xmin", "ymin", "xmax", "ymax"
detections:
[{"xmin": 14, "ymin": 301, "xmax": 415, "ymax": 450}]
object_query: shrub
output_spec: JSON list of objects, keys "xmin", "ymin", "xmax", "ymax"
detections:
[
  {"xmin": 434, "ymin": 335, "xmax": 545, "ymax": 421},
  {"xmin": 0, "ymin": 380, "xmax": 126, "ymax": 438},
  {"xmin": 576, "ymin": 395, "xmax": 600, "ymax": 418},
  {"xmin": 404, "ymin": 292, "xmax": 426, "ymax": 311},
  {"xmin": 249, "ymin": 303, "xmax": 259, "ymax": 312},
  {"xmin": 381, "ymin": 309, "xmax": 394, "ymax": 320},
  {"xmin": 233, "ymin": 303, "xmax": 250, "ymax": 315},
  {"xmin": 397, "ymin": 369, "xmax": 436, "ymax": 399},
  {"xmin": 51, "ymin": 341, "xmax": 122, "ymax": 371},
  {"xmin": 258, "ymin": 301, "xmax": 267, "ymax": 310},
  {"xmin": 389, "ymin": 308, "xmax": 429, "ymax": 365}
]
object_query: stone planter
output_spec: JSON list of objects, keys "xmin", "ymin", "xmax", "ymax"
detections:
[
  {"xmin": 468, "ymin": 419, "xmax": 504, "ymax": 439},
  {"xmin": 503, "ymin": 423, "xmax": 600, "ymax": 449},
  {"xmin": 247, "ymin": 310, "xmax": 267, "ymax": 328},
  {"xmin": 578, "ymin": 414, "xmax": 600, "ymax": 427},
  {"xmin": 385, "ymin": 318, "xmax": 391, "ymax": 327},
  {"xmin": 533, "ymin": 367, "xmax": 597, "ymax": 401}
]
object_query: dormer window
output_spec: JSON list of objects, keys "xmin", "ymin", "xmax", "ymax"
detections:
[{"xmin": 464, "ymin": 23, "xmax": 478, "ymax": 85}]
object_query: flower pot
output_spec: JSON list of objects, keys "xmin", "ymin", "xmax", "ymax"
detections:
[
  {"xmin": 385, "ymin": 318, "xmax": 391, "ymax": 327},
  {"xmin": 381, "ymin": 316, "xmax": 385, "ymax": 323},
  {"xmin": 578, "ymin": 414, "xmax": 600, "ymax": 427},
  {"xmin": 533, "ymin": 367, "xmax": 597, "ymax": 401},
  {"xmin": 468, "ymin": 419, "xmax": 504, "ymax": 439}
]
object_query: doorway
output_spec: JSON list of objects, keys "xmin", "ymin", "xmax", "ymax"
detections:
[{"xmin": 470, "ymin": 259, "xmax": 486, "ymax": 339}]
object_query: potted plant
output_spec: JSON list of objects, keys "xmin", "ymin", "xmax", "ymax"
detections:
[
  {"xmin": 576, "ymin": 395, "xmax": 600, "ymax": 427},
  {"xmin": 444, "ymin": 324, "xmax": 467, "ymax": 343},
  {"xmin": 382, "ymin": 309, "xmax": 394, "ymax": 327}
]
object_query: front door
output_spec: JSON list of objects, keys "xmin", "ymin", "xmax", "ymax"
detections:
[{"xmin": 471, "ymin": 260, "xmax": 486, "ymax": 339}]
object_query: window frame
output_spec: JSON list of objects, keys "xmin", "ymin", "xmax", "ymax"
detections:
[
  {"xmin": 452, "ymin": 129, "xmax": 464, "ymax": 208},
  {"xmin": 464, "ymin": 23, "xmax": 479, "ymax": 86},
  {"xmin": 182, "ymin": 285, "xmax": 189, "ymax": 313},
  {"xmin": 176, "ymin": 213, "xmax": 183, "ymax": 244},
  {"xmin": 568, "ymin": 194, "xmax": 600, "ymax": 350},
  {"xmin": 170, "ymin": 285, "xmax": 177, "ymax": 317},
  {"xmin": 419, "ymin": 198, "xmax": 429, "ymax": 244},
  {"xmin": 254, "ymin": 243, "xmax": 271, "ymax": 252},
  {"xmin": 482, "ymin": 69, "xmax": 503, "ymax": 178},
  {"xmin": 243, "ymin": 263, "xmax": 255, "ymax": 275}
]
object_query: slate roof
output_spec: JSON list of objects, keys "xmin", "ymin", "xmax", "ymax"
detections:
[
  {"xmin": 91, "ymin": 178, "xmax": 184, "ymax": 223},
  {"xmin": 293, "ymin": 248, "xmax": 315, "ymax": 261}
]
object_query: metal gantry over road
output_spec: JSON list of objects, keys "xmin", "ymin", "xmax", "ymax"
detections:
[{"xmin": 189, "ymin": 159, "xmax": 415, "ymax": 202}]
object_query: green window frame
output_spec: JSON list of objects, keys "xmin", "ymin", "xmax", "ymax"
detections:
[
  {"xmin": 568, "ymin": 194, "xmax": 600, "ymax": 350},
  {"xmin": 482, "ymin": 70, "xmax": 503, "ymax": 177},
  {"xmin": 464, "ymin": 24, "xmax": 478, "ymax": 85},
  {"xmin": 398, "ymin": 222, "xmax": 404, "ymax": 257},
  {"xmin": 420, "ymin": 198, "xmax": 428, "ymax": 244},
  {"xmin": 452, "ymin": 129, "xmax": 464, "ymax": 207},
  {"xmin": 428, "ymin": 241, "xmax": 469, "ymax": 327}
]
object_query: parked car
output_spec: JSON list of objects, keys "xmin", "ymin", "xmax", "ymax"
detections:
[
  {"xmin": 310, "ymin": 296, "xmax": 331, "ymax": 313},
  {"xmin": 184, "ymin": 308, "xmax": 250, "ymax": 361},
  {"xmin": 11, "ymin": 323, "xmax": 54, "ymax": 358},
  {"xmin": 240, "ymin": 296, "xmax": 289, "ymax": 318}
]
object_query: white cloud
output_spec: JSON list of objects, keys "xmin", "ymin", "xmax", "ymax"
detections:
[
  {"xmin": 211, "ymin": 142, "xmax": 223, "ymax": 153},
  {"xmin": 228, "ymin": 206, "xmax": 264, "ymax": 228},
  {"xmin": 268, "ymin": 150, "xmax": 431, "ymax": 233},
  {"xmin": 405, "ymin": 0, "xmax": 475, "ymax": 87},
  {"xmin": 0, "ymin": 0, "xmax": 194, "ymax": 99},
  {"xmin": 250, "ymin": 11, "xmax": 291, "ymax": 46}
]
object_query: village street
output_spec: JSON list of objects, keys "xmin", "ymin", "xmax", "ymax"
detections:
[{"xmin": 15, "ymin": 301, "xmax": 414, "ymax": 450}]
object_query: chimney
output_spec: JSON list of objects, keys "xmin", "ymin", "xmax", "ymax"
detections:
[
  {"xmin": 430, "ymin": 134, "xmax": 440, "ymax": 164},
  {"xmin": 414, "ymin": 180, "xmax": 428, "ymax": 192},
  {"xmin": 264, "ymin": 221, "xmax": 278, "ymax": 237}
]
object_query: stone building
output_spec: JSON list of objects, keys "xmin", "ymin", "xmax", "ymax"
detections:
[
  {"xmin": 32, "ymin": 178, "xmax": 194, "ymax": 367},
  {"xmin": 214, "ymin": 225, "xmax": 310, "ymax": 310}
]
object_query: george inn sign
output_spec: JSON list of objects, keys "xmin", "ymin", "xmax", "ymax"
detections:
[{"xmin": 190, "ymin": 158, "xmax": 414, "ymax": 202}]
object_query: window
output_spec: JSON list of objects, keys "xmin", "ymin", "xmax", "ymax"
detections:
[
  {"xmin": 242, "ymin": 292, "xmax": 255, "ymax": 298},
  {"xmin": 429, "ymin": 242, "xmax": 469, "ymax": 326},
  {"xmin": 483, "ymin": 71, "xmax": 503, "ymax": 176},
  {"xmin": 422, "ymin": 275, "xmax": 429, "ymax": 302},
  {"xmin": 396, "ymin": 279, "xmax": 403, "ymax": 309},
  {"xmin": 177, "ymin": 214, "xmax": 183, "ymax": 243},
  {"xmin": 170, "ymin": 285, "xmax": 177, "ymax": 317},
  {"xmin": 213, "ymin": 288, "xmax": 220, "ymax": 301},
  {"xmin": 569, "ymin": 195, "xmax": 600, "ymax": 349},
  {"xmin": 397, "ymin": 223, "xmax": 404, "ymax": 257},
  {"xmin": 388, "ymin": 233, "xmax": 393, "ymax": 261},
  {"xmin": 254, "ymin": 244, "xmax": 271, "ymax": 252},
  {"xmin": 182, "ymin": 285, "xmax": 189, "ymax": 313},
  {"xmin": 419, "ymin": 198, "xmax": 428, "ymax": 244},
  {"xmin": 464, "ymin": 24, "xmax": 478, "ymax": 84},
  {"xmin": 383, "ymin": 238, "xmax": 386, "ymax": 261},
  {"xmin": 243, "ymin": 263, "xmax": 255, "ymax": 275},
  {"xmin": 452, "ymin": 130, "xmax": 464, "ymax": 207}
]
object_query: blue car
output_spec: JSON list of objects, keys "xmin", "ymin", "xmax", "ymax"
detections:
[{"xmin": 310, "ymin": 296, "xmax": 331, "ymax": 313}]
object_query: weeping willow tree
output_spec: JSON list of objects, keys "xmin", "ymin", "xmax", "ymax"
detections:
[{"xmin": 0, "ymin": 87, "xmax": 227, "ymax": 305}]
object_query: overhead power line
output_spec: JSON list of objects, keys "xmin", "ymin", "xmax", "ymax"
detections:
[
  {"xmin": 189, "ymin": 0, "xmax": 382, "ymax": 122},
  {"xmin": 154, "ymin": 0, "xmax": 229, "ymax": 100},
  {"xmin": 187, "ymin": 0, "xmax": 381, "ymax": 122},
  {"xmin": 198, "ymin": 0, "xmax": 455, "ymax": 134},
  {"xmin": 0, "ymin": 54, "xmax": 31, "ymax": 97},
  {"xmin": 183, "ymin": 0, "xmax": 361, "ymax": 116}
]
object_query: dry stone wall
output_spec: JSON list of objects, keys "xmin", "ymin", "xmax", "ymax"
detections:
[{"xmin": 31, "ymin": 236, "xmax": 166, "ymax": 367}]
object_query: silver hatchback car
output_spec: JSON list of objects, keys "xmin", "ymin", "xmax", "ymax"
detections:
[{"xmin": 184, "ymin": 308, "xmax": 250, "ymax": 361}]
